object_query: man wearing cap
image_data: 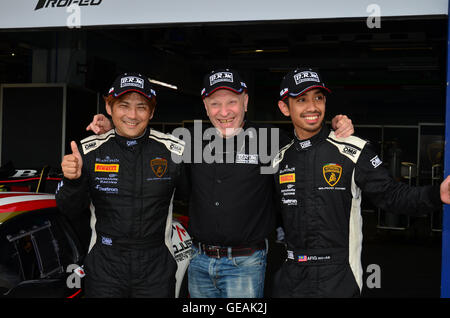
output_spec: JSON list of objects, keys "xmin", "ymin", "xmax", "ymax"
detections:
[
  {"xmin": 272, "ymin": 67, "xmax": 450, "ymax": 297},
  {"xmin": 56, "ymin": 72, "xmax": 187, "ymax": 297}
]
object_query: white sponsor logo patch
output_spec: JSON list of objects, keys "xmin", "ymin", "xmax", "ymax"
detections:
[
  {"xmin": 294, "ymin": 71, "xmax": 320, "ymax": 85},
  {"xmin": 343, "ymin": 146, "xmax": 358, "ymax": 157},
  {"xmin": 282, "ymin": 198, "xmax": 297, "ymax": 206},
  {"xmin": 95, "ymin": 185, "xmax": 119, "ymax": 194},
  {"xmin": 120, "ymin": 76, "xmax": 144, "ymax": 89},
  {"xmin": 209, "ymin": 72, "xmax": 233, "ymax": 86},
  {"xmin": 101, "ymin": 236, "xmax": 113, "ymax": 246},
  {"xmin": 84, "ymin": 141, "xmax": 97, "ymax": 151},
  {"xmin": 370, "ymin": 155, "xmax": 383, "ymax": 168},
  {"xmin": 299, "ymin": 140, "xmax": 312, "ymax": 149},
  {"xmin": 236, "ymin": 153, "xmax": 258, "ymax": 164}
]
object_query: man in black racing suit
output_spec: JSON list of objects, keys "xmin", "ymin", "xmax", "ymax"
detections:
[
  {"xmin": 272, "ymin": 67, "xmax": 450, "ymax": 297},
  {"xmin": 56, "ymin": 73, "xmax": 186, "ymax": 297}
]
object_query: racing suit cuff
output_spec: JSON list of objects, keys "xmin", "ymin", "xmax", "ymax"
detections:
[{"xmin": 62, "ymin": 175, "xmax": 85, "ymax": 187}]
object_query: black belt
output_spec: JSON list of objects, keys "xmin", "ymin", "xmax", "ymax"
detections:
[{"xmin": 194, "ymin": 240, "xmax": 266, "ymax": 259}]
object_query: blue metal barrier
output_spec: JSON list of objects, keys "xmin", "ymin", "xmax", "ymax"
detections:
[{"xmin": 441, "ymin": 6, "xmax": 450, "ymax": 298}]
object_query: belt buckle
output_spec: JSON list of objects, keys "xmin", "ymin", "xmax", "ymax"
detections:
[
  {"xmin": 207, "ymin": 246, "xmax": 221, "ymax": 259},
  {"xmin": 209, "ymin": 246, "xmax": 220, "ymax": 259},
  {"xmin": 203, "ymin": 244, "xmax": 221, "ymax": 259}
]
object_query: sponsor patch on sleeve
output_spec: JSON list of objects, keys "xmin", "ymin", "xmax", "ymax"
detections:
[{"xmin": 370, "ymin": 155, "xmax": 382, "ymax": 168}]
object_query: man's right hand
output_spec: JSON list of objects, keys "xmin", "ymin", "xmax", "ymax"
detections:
[
  {"xmin": 61, "ymin": 141, "xmax": 83, "ymax": 180},
  {"xmin": 86, "ymin": 114, "xmax": 112, "ymax": 135}
]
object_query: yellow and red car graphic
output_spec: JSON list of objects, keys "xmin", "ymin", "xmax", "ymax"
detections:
[{"xmin": 0, "ymin": 168, "xmax": 192, "ymax": 298}]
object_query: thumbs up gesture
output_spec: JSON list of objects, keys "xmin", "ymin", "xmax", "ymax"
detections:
[{"xmin": 61, "ymin": 141, "xmax": 83, "ymax": 180}]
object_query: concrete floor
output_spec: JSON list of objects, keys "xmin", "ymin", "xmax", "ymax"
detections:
[
  {"xmin": 361, "ymin": 210, "xmax": 442, "ymax": 298},
  {"xmin": 264, "ymin": 210, "xmax": 443, "ymax": 298}
]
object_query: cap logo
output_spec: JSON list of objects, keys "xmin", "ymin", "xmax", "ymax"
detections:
[
  {"xmin": 294, "ymin": 71, "xmax": 320, "ymax": 85},
  {"xmin": 280, "ymin": 88, "xmax": 288, "ymax": 96},
  {"xmin": 121, "ymin": 76, "xmax": 144, "ymax": 89},
  {"xmin": 209, "ymin": 71, "xmax": 233, "ymax": 86}
]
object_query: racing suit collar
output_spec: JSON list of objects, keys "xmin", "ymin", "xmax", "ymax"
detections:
[
  {"xmin": 115, "ymin": 128, "xmax": 149, "ymax": 151},
  {"xmin": 293, "ymin": 125, "xmax": 329, "ymax": 152}
]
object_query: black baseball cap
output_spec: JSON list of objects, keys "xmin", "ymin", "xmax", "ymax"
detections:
[
  {"xmin": 201, "ymin": 68, "xmax": 247, "ymax": 99},
  {"xmin": 107, "ymin": 72, "xmax": 156, "ymax": 100},
  {"xmin": 279, "ymin": 68, "xmax": 331, "ymax": 101}
]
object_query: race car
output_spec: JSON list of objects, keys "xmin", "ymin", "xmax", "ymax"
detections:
[{"xmin": 0, "ymin": 164, "xmax": 192, "ymax": 298}]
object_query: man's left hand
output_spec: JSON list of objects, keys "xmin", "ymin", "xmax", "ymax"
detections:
[
  {"xmin": 441, "ymin": 175, "xmax": 450, "ymax": 204},
  {"xmin": 331, "ymin": 114, "xmax": 354, "ymax": 138}
]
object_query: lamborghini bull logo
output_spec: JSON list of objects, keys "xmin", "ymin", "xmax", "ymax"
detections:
[
  {"xmin": 151, "ymin": 158, "xmax": 168, "ymax": 178},
  {"xmin": 323, "ymin": 163, "xmax": 342, "ymax": 187}
]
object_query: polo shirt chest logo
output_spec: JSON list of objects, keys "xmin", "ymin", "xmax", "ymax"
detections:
[
  {"xmin": 323, "ymin": 163, "xmax": 342, "ymax": 187},
  {"xmin": 151, "ymin": 158, "xmax": 168, "ymax": 178},
  {"xmin": 235, "ymin": 153, "xmax": 258, "ymax": 164}
]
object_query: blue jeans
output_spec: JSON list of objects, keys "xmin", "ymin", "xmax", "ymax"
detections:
[{"xmin": 188, "ymin": 245, "xmax": 267, "ymax": 298}]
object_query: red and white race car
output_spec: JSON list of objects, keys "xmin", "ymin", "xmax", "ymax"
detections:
[{"xmin": 0, "ymin": 166, "xmax": 192, "ymax": 298}]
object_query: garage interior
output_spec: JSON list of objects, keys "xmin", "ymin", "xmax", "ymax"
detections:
[{"xmin": 0, "ymin": 15, "xmax": 447, "ymax": 297}]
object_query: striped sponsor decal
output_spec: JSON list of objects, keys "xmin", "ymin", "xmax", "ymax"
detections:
[
  {"xmin": 0, "ymin": 177, "xmax": 61, "ymax": 183},
  {"xmin": 0, "ymin": 193, "xmax": 56, "ymax": 213}
]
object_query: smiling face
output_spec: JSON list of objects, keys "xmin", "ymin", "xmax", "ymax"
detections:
[
  {"xmin": 106, "ymin": 92, "xmax": 154, "ymax": 138},
  {"xmin": 278, "ymin": 88, "xmax": 326, "ymax": 140},
  {"xmin": 203, "ymin": 89, "xmax": 248, "ymax": 138}
]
